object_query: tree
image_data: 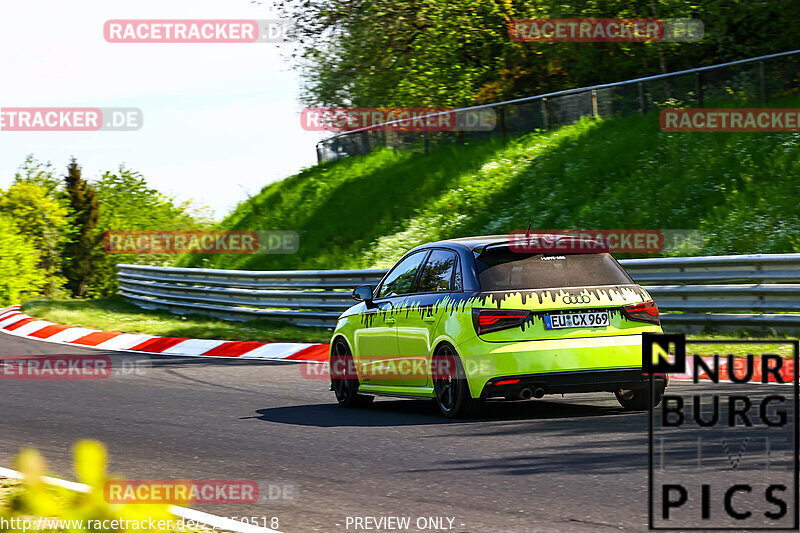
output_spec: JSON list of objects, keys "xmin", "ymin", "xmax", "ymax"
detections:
[
  {"xmin": 86, "ymin": 166, "xmax": 212, "ymax": 297},
  {"xmin": 278, "ymin": 0, "xmax": 800, "ymax": 108},
  {"xmin": 62, "ymin": 157, "xmax": 100, "ymax": 298},
  {"xmin": 0, "ymin": 182, "xmax": 71, "ymax": 296},
  {"xmin": 14, "ymin": 155, "xmax": 62, "ymax": 195},
  {"xmin": 0, "ymin": 213, "xmax": 46, "ymax": 306}
]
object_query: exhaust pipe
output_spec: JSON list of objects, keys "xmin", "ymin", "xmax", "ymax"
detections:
[{"xmin": 514, "ymin": 387, "xmax": 545, "ymax": 400}]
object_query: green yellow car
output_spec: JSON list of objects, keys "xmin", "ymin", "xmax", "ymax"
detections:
[{"xmin": 329, "ymin": 235, "xmax": 666, "ymax": 418}]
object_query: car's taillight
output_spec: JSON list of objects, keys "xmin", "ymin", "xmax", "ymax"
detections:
[
  {"xmin": 623, "ymin": 300, "xmax": 660, "ymax": 325},
  {"xmin": 473, "ymin": 309, "xmax": 531, "ymax": 334}
]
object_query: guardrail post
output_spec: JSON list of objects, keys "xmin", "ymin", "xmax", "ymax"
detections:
[
  {"xmin": 591, "ymin": 90, "xmax": 599, "ymax": 119},
  {"xmin": 423, "ymin": 131, "xmax": 429, "ymax": 154},
  {"xmin": 541, "ymin": 98, "xmax": 550, "ymax": 129},
  {"xmin": 695, "ymin": 72, "xmax": 704, "ymax": 108},
  {"xmin": 499, "ymin": 107, "xmax": 507, "ymax": 142},
  {"xmin": 759, "ymin": 60, "xmax": 767, "ymax": 105}
]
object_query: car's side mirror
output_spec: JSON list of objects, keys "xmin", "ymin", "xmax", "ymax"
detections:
[{"xmin": 353, "ymin": 285, "xmax": 375, "ymax": 306}]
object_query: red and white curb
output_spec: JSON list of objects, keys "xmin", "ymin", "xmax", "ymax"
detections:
[{"xmin": 0, "ymin": 306, "xmax": 329, "ymax": 362}]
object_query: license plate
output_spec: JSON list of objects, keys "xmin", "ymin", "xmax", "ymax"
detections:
[{"xmin": 545, "ymin": 311, "xmax": 610, "ymax": 329}]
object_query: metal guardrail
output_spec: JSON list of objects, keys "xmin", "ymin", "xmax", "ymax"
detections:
[
  {"xmin": 316, "ymin": 49, "xmax": 800, "ymax": 162},
  {"xmin": 118, "ymin": 264, "xmax": 385, "ymax": 326},
  {"xmin": 118, "ymin": 253, "xmax": 800, "ymax": 331}
]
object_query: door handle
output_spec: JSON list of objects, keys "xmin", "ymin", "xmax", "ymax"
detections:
[{"xmin": 423, "ymin": 316, "xmax": 436, "ymax": 323}]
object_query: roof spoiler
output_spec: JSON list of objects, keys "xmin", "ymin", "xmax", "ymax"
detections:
[{"xmin": 473, "ymin": 242, "xmax": 512, "ymax": 256}]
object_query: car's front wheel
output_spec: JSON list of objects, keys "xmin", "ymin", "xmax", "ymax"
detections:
[
  {"xmin": 615, "ymin": 383, "xmax": 665, "ymax": 411},
  {"xmin": 432, "ymin": 344, "xmax": 482, "ymax": 419},
  {"xmin": 331, "ymin": 340, "xmax": 373, "ymax": 408}
]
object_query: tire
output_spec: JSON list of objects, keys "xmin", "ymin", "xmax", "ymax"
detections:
[
  {"xmin": 615, "ymin": 382, "xmax": 665, "ymax": 411},
  {"xmin": 432, "ymin": 344, "xmax": 482, "ymax": 419},
  {"xmin": 330, "ymin": 340, "xmax": 374, "ymax": 408}
]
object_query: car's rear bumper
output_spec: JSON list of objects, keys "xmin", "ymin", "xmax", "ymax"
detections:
[
  {"xmin": 480, "ymin": 368, "xmax": 667, "ymax": 398},
  {"xmin": 459, "ymin": 331, "xmax": 663, "ymax": 398}
]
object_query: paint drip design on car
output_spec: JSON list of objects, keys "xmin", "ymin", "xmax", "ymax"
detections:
[
  {"xmin": 357, "ymin": 303, "xmax": 406, "ymax": 328},
  {"xmin": 476, "ymin": 285, "xmax": 648, "ymax": 308},
  {"xmin": 353, "ymin": 285, "xmax": 650, "ymax": 329},
  {"xmin": 402, "ymin": 294, "xmax": 473, "ymax": 321},
  {"xmin": 355, "ymin": 292, "xmax": 474, "ymax": 327},
  {"xmin": 470, "ymin": 285, "xmax": 650, "ymax": 332}
]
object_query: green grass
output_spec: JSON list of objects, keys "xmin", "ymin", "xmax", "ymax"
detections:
[
  {"xmin": 684, "ymin": 333, "xmax": 797, "ymax": 358},
  {"xmin": 0, "ymin": 478, "xmax": 16, "ymax": 500},
  {"xmin": 21, "ymin": 297, "xmax": 333, "ymax": 344},
  {"xmin": 177, "ymin": 95, "xmax": 800, "ymax": 272}
]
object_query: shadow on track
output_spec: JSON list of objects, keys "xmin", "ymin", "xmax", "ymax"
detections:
[
  {"xmin": 249, "ymin": 400, "xmax": 448, "ymax": 427},
  {"xmin": 249, "ymin": 396, "xmax": 632, "ymax": 427}
]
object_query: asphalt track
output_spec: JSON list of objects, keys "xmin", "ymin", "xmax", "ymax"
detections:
[{"xmin": 1, "ymin": 333, "xmax": 796, "ymax": 532}]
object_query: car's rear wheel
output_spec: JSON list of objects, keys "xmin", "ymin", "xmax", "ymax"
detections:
[
  {"xmin": 432, "ymin": 344, "xmax": 481, "ymax": 419},
  {"xmin": 331, "ymin": 340, "xmax": 373, "ymax": 408},
  {"xmin": 615, "ymin": 382, "xmax": 665, "ymax": 411}
]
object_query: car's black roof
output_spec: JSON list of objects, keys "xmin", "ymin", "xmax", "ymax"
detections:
[{"xmin": 410, "ymin": 233, "xmax": 590, "ymax": 254}]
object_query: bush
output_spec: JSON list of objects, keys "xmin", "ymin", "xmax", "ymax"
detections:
[
  {"xmin": 0, "ymin": 213, "xmax": 45, "ymax": 306},
  {"xmin": 1, "ymin": 441, "xmax": 175, "ymax": 532}
]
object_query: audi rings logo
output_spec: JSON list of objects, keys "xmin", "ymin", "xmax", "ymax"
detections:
[{"xmin": 562, "ymin": 294, "xmax": 591, "ymax": 304}]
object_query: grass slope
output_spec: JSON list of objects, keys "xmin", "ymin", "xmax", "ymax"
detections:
[{"xmin": 181, "ymin": 101, "xmax": 800, "ymax": 272}]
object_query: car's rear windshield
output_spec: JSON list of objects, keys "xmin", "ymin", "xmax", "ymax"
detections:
[{"xmin": 476, "ymin": 250, "xmax": 633, "ymax": 291}]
